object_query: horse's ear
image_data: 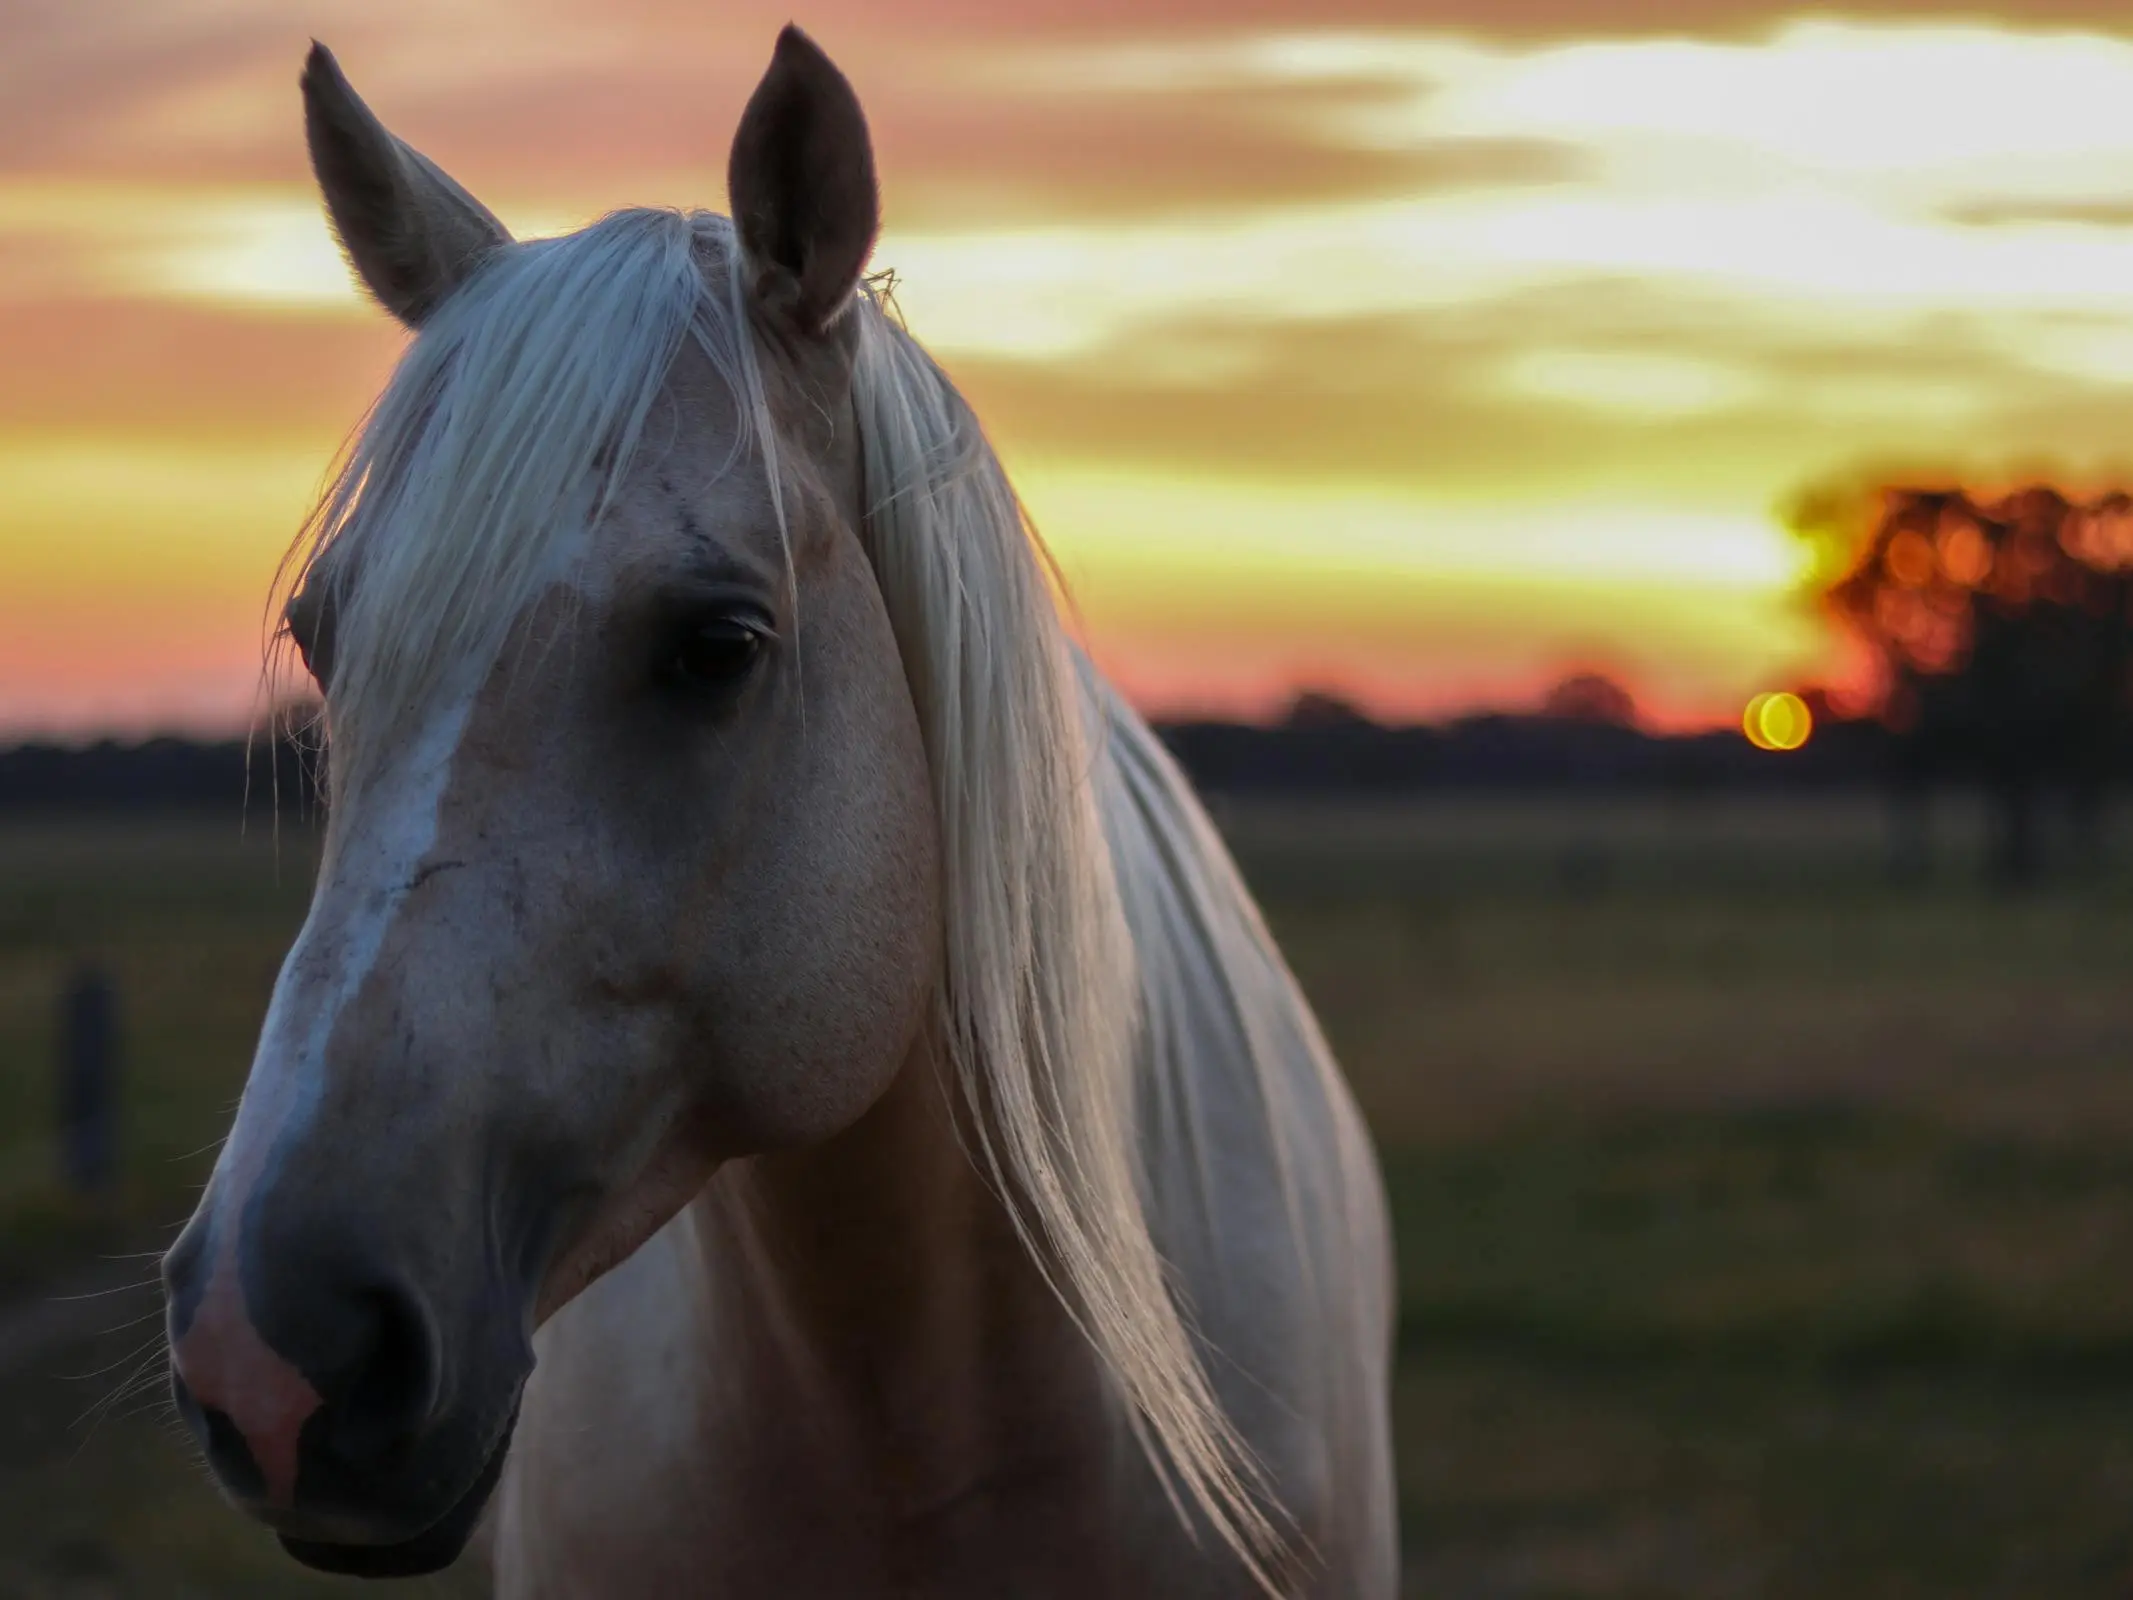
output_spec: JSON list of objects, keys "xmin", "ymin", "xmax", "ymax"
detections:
[
  {"xmin": 301, "ymin": 42, "xmax": 510, "ymax": 328},
  {"xmin": 727, "ymin": 27, "xmax": 880, "ymax": 338}
]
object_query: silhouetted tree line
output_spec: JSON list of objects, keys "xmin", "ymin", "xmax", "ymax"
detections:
[
  {"xmin": 1793, "ymin": 479, "xmax": 2133, "ymax": 884},
  {"xmin": 1160, "ymin": 688, "xmax": 1894, "ymax": 797},
  {"xmin": 0, "ymin": 695, "xmax": 1907, "ymax": 817},
  {"xmin": 0, "ymin": 733, "xmax": 322, "ymax": 816}
]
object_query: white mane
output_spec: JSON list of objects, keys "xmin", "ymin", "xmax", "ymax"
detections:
[{"xmin": 289, "ymin": 207, "xmax": 1288, "ymax": 1582}]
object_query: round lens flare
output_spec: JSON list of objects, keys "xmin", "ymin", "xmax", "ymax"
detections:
[{"xmin": 1742, "ymin": 691, "xmax": 1812, "ymax": 752}]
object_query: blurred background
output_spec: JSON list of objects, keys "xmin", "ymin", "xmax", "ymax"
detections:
[{"xmin": 6, "ymin": 1, "xmax": 2133, "ymax": 1595}]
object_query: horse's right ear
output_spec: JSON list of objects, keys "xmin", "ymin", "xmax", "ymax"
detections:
[
  {"xmin": 727, "ymin": 27, "xmax": 880, "ymax": 338},
  {"xmin": 302, "ymin": 42, "xmax": 510, "ymax": 328}
]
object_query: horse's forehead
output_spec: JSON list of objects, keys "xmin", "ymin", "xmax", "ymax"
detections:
[
  {"xmin": 593, "ymin": 354, "xmax": 850, "ymax": 592},
  {"xmin": 584, "ymin": 384, "xmax": 769, "ymax": 566},
  {"xmin": 595, "ymin": 440, "xmax": 783, "ymax": 590},
  {"xmin": 659, "ymin": 337, "xmax": 749, "ymax": 432}
]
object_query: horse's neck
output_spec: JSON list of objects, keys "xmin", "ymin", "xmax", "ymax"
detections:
[{"xmin": 685, "ymin": 1033, "xmax": 1119, "ymax": 1521}]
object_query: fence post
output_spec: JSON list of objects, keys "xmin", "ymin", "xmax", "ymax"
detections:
[{"xmin": 58, "ymin": 964, "xmax": 119, "ymax": 1195}]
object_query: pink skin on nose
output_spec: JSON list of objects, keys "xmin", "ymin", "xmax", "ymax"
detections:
[
  {"xmin": 173, "ymin": 1061, "xmax": 323, "ymax": 1510},
  {"xmin": 173, "ymin": 1231, "xmax": 322, "ymax": 1509},
  {"xmin": 174, "ymin": 972, "xmax": 329, "ymax": 1509}
]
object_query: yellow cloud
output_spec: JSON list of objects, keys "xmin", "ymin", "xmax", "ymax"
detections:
[
  {"xmin": 0, "ymin": 433, "xmax": 328, "ymax": 598},
  {"xmin": 897, "ymin": 21, "xmax": 2133, "ymax": 365},
  {"xmin": 0, "ymin": 179, "xmax": 582, "ymax": 316},
  {"xmin": 1501, "ymin": 350, "xmax": 1768, "ymax": 419},
  {"xmin": 1022, "ymin": 464, "xmax": 1809, "ymax": 592}
]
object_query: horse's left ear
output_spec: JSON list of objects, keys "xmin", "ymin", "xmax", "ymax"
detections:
[{"xmin": 727, "ymin": 27, "xmax": 880, "ymax": 337}]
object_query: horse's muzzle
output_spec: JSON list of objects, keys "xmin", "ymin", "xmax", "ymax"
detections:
[{"xmin": 162, "ymin": 1202, "xmax": 530, "ymax": 1574}]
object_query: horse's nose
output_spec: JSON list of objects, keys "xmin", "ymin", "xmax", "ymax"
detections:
[{"xmin": 164, "ymin": 1213, "xmax": 444, "ymax": 1511}]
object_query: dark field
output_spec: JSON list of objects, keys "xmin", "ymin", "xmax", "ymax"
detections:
[{"xmin": 4, "ymin": 800, "xmax": 2133, "ymax": 1597}]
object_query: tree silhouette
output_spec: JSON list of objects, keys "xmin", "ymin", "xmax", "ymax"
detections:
[
  {"xmin": 1540, "ymin": 671, "xmax": 1639, "ymax": 728},
  {"xmin": 1794, "ymin": 480, "xmax": 2133, "ymax": 883}
]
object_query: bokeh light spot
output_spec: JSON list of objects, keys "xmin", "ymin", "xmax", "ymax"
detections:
[{"xmin": 1743, "ymin": 690, "xmax": 1812, "ymax": 751}]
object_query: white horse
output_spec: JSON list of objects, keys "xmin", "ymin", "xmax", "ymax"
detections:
[{"xmin": 161, "ymin": 30, "xmax": 1395, "ymax": 1597}]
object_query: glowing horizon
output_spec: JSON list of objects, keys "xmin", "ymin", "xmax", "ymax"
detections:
[{"xmin": 6, "ymin": 5, "xmax": 2133, "ymax": 736}]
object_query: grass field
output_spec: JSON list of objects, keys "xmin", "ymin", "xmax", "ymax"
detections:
[{"xmin": 4, "ymin": 798, "xmax": 2133, "ymax": 1597}]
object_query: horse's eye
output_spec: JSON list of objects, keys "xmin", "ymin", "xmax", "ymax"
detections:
[
  {"xmin": 284, "ymin": 579, "xmax": 337, "ymax": 688},
  {"xmin": 660, "ymin": 618, "xmax": 766, "ymax": 693}
]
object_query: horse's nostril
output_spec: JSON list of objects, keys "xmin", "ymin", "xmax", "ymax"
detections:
[
  {"xmin": 198, "ymin": 1402, "xmax": 268, "ymax": 1500},
  {"xmin": 326, "ymin": 1281, "xmax": 443, "ymax": 1467}
]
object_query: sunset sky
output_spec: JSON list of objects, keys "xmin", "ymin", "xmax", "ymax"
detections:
[{"xmin": 7, "ymin": 1, "xmax": 2133, "ymax": 734}]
